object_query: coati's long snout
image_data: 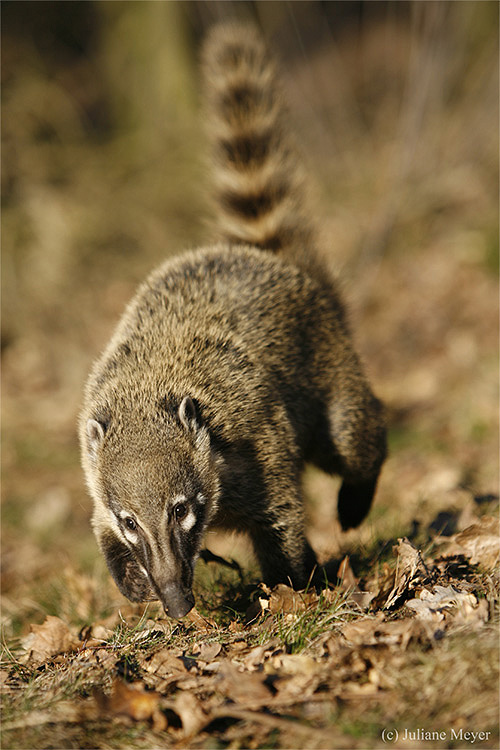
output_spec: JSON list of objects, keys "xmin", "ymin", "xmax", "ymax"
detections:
[
  {"xmin": 98, "ymin": 524, "xmax": 196, "ymax": 618},
  {"xmin": 141, "ymin": 518, "xmax": 198, "ymax": 619}
]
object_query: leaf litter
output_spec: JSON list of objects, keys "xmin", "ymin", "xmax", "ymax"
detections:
[{"xmin": 2, "ymin": 511, "xmax": 498, "ymax": 748}]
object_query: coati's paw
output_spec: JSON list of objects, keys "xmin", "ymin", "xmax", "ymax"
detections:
[{"xmin": 337, "ymin": 478, "xmax": 378, "ymax": 531}]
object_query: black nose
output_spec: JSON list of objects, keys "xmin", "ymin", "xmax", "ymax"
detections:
[{"xmin": 161, "ymin": 586, "xmax": 195, "ymax": 619}]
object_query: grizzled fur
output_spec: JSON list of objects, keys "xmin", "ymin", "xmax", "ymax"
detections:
[{"xmin": 79, "ymin": 23, "xmax": 387, "ymax": 619}]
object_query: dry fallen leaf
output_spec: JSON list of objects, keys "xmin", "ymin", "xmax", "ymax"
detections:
[
  {"xmin": 246, "ymin": 583, "xmax": 319, "ymax": 623},
  {"xmin": 349, "ymin": 590, "xmax": 376, "ymax": 609},
  {"xmin": 340, "ymin": 618, "xmax": 442, "ymax": 651},
  {"xmin": 242, "ymin": 645, "xmax": 267, "ymax": 671},
  {"xmin": 185, "ymin": 607, "xmax": 217, "ymax": 630},
  {"xmin": 337, "ymin": 555, "xmax": 359, "ymax": 590},
  {"xmin": 86, "ymin": 624, "xmax": 114, "ymax": 641},
  {"xmin": 268, "ymin": 653, "xmax": 319, "ymax": 676},
  {"xmin": 96, "ymin": 679, "xmax": 167, "ymax": 730},
  {"xmin": 245, "ymin": 595, "xmax": 270, "ymax": 624},
  {"xmin": 406, "ymin": 585, "xmax": 488, "ymax": 628},
  {"xmin": 172, "ymin": 692, "xmax": 209, "ymax": 737},
  {"xmin": 272, "ymin": 672, "xmax": 321, "ymax": 700},
  {"xmin": 439, "ymin": 516, "xmax": 500, "ymax": 569},
  {"xmin": 383, "ymin": 538, "xmax": 430, "ymax": 609},
  {"xmin": 339, "ymin": 681, "xmax": 379, "ymax": 698},
  {"xmin": 218, "ymin": 662, "xmax": 272, "ymax": 706},
  {"xmin": 1, "ymin": 700, "xmax": 100, "ymax": 731},
  {"xmin": 143, "ymin": 648, "xmax": 187, "ymax": 679},
  {"xmin": 21, "ymin": 616, "xmax": 79, "ymax": 666},
  {"xmin": 264, "ymin": 653, "xmax": 323, "ymax": 699},
  {"xmin": 109, "ymin": 680, "xmax": 161, "ymax": 720},
  {"xmin": 193, "ymin": 641, "xmax": 222, "ymax": 662},
  {"xmin": 336, "ymin": 555, "xmax": 374, "ymax": 609},
  {"xmin": 341, "ymin": 617, "xmax": 426, "ymax": 650},
  {"xmin": 268, "ymin": 584, "xmax": 317, "ymax": 614},
  {"xmin": 140, "ymin": 647, "xmax": 192, "ymax": 693}
]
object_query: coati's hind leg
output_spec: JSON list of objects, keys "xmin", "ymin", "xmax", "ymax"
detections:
[
  {"xmin": 309, "ymin": 376, "xmax": 387, "ymax": 531},
  {"xmin": 331, "ymin": 386, "xmax": 387, "ymax": 530}
]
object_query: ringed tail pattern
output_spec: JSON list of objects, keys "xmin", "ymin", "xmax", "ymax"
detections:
[{"xmin": 202, "ymin": 23, "xmax": 315, "ymax": 260}]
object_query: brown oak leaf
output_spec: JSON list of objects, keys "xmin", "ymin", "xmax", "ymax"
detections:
[{"xmin": 22, "ymin": 615, "xmax": 79, "ymax": 666}]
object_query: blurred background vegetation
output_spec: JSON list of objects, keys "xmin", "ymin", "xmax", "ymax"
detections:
[{"xmin": 1, "ymin": 1, "xmax": 498, "ymax": 636}]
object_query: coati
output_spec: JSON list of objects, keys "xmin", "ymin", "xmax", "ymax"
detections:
[{"xmin": 79, "ymin": 23, "xmax": 387, "ymax": 619}]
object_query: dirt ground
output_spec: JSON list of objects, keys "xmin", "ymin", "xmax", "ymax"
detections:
[{"xmin": 1, "ymin": 2, "xmax": 499, "ymax": 749}]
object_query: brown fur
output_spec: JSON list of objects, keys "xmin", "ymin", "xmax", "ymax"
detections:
[{"xmin": 79, "ymin": 23, "xmax": 387, "ymax": 618}]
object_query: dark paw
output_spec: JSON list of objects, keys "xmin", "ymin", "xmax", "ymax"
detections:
[{"xmin": 337, "ymin": 478, "xmax": 377, "ymax": 531}]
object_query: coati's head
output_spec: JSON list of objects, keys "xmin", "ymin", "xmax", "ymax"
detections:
[{"xmin": 80, "ymin": 394, "xmax": 222, "ymax": 619}]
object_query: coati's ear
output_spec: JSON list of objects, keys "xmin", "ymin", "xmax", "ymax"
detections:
[
  {"xmin": 99, "ymin": 528, "xmax": 152, "ymax": 603},
  {"xmin": 178, "ymin": 396, "xmax": 201, "ymax": 432},
  {"xmin": 86, "ymin": 418, "xmax": 106, "ymax": 460}
]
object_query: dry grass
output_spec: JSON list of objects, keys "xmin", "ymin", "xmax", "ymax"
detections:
[{"xmin": 1, "ymin": 2, "xmax": 499, "ymax": 748}]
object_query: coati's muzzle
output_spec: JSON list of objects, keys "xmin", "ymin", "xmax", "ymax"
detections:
[
  {"xmin": 158, "ymin": 583, "xmax": 195, "ymax": 619},
  {"xmin": 143, "ymin": 566, "xmax": 196, "ymax": 619},
  {"xmin": 99, "ymin": 529, "xmax": 196, "ymax": 619}
]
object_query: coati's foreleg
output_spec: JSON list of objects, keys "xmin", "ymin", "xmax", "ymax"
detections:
[
  {"xmin": 248, "ymin": 506, "xmax": 318, "ymax": 590},
  {"xmin": 242, "ymin": 460, "xmax": 317, "ymax": 589}
]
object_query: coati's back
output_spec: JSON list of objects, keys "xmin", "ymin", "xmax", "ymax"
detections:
[{"xmin": 79, "ymin": 23, "xmax": 387, "ymax": 619}]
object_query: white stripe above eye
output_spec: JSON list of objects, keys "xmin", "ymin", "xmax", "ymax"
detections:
[{"xmin": 172, "ymin": 493, "xmax": 188, "ymax": 505}]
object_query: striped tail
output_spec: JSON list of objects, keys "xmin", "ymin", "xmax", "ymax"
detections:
[{"xmin": 202, "ymin": 23, "xmax": 315, "ymax": 262}]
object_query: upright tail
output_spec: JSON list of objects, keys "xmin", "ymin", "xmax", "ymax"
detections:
[{"xmin": 202, "ymin": 23, "xmax": 316, "ymax": 266}]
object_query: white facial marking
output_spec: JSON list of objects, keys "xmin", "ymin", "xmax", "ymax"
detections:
[
  {"xmin": 181, "ymin": 509, "xmax": 197, "ymax": 532},
  {"xmin": 123, "ymin": 527, "xmax": 138, "ymax": 544},
  {"xmin": 172, "ymin": 493, "xmax": 196, "ymax": 531},
  {"xmin": 119, "ymin": 510, "xmax": 139, "ymax": 544},
  {"xmin": 173, "ymin": 493, "xmax": 187, "ymax": 505},
  {"xmin": 108, "ymin": 508, "xmax": 122, "ymax": 535}
]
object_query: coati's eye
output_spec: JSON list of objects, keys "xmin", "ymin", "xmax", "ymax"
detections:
[
  {"xmin": 125, "ymin": 516, "xmax": 137, "ymax": 531},
  {"xmin": 174, "ymin": 503, "xmax": 187, "ymax": 521}
]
